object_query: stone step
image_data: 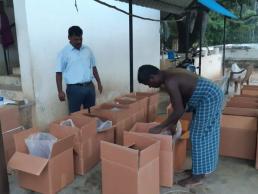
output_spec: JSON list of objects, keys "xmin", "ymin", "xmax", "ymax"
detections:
[
  {"xmin": 0, "ymin": 84, "xmax": 24, "ymax": 101},
  {"xmin": 0, "ymin": 75, "xmax": 21, "ymax": 87},
  {"xmin": 12, "ymin": 67, "xmax": 20, "ymax": 75}
]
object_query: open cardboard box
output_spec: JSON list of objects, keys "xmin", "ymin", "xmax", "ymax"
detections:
[
  {"xmin": 129, "ymin": 122, "xmax": 173, "ymax": 187},
  {"xmin": 130, "ymin": 122, "xmax": 189, "ymax": 185},
  {"xmin": 73, "ymin": 106, "xmax": 135, "ymax": 145},
  {"xmin": 101, "ymin": 132, "xmax": 160, "ymax": 194},
  {"xmin": 220, "ymin": 115, "xmax": 257, "ymax": 161},
  {"xmin": 49, "ymin": 114, "xmax": 114, "ymax": 175},
  {"xmin": 8, "ymin": 128, "xmax": 74, "ymax": 194},
  {"xmin": 127, "ymin": 92, "xmax": 160, "ymax": 122},
  {"xmin": 114, "ymin": 95, "xmax": 148, "ymax": 122}
]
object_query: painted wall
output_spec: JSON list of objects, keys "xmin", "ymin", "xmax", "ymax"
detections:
[{"xmin": 13, "ymin": 0, "xmax": 160, "ymax": 128}]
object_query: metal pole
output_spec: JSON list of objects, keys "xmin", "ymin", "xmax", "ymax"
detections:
[
  {"xmin": 185, "ymin": 11, "xmax": 190, "ymax": 59},
  {"xmin": 129, "ymin": 0, "xmax": 134, "ymax": 92},
  {"xmin": 222, "ymin": 17, "xmax": 226, "ymax": 76},
  {"xmin": 0, "ymin": 123, "xmax": 10, "ymax": 194},
  {"xmin": 198, "ymin": 10, "xmax": 203, "ymax": 76}
]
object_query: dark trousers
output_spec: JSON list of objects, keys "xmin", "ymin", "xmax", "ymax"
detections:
[{"xmin": 66, "ymin": 82, "xmax": 96, "ymax": 113}]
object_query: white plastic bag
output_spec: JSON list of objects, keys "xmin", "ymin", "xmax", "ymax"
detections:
[
  {"xmin": 60, "ymin": 119, "xmax": 75, "ymax": 127},
  {"xmin": 25, "ymin": 132, "xmax": 58, "ymax": 159},
  {"xmin": 96, "ymin": 119, "xmax": 112, "ymax": 132},
  {"xmin": 160, "ymin": 121, "xmax": 182, "ymax": 143}
]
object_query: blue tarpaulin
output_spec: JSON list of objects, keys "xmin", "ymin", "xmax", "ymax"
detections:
[{"xmin": 198, "ymin": 0, "xmax": 238, "ymax": 19}]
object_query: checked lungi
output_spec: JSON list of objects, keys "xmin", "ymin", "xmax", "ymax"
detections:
[{"xmin": 187, "ymin": 77, "xmax": 224, "ymax": 175}]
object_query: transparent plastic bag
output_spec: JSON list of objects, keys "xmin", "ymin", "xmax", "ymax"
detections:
[
  {"xmin": 60, "ymin": 119, "xmax": 75, "ymax": 127},
  {"xmin": 25, "ymin": 132, "xmax": 58, "ymax": 159},
  {"xmin": 160, "ymin": 121, "xmax": 182, "ymax": 142},
  {"xmin": 96, "ymin": 119, "xmax": 112, "ymax": 132}
]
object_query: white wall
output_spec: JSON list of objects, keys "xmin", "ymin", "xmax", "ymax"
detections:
[
  {"xmin": 13, "ymin": 0, "xmax": 160, "ymax": 128},
  {"xmin": 195, "ymin": 53, "xmax": 223, "ymax": 80}
]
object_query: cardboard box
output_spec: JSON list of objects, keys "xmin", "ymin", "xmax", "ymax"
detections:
[
  {"xmin": 242, "ymin": 85, "xmax": 258, "ymax": 90},
  {"xmin": 8, "ymin": 128, "xmax": 74, "ymax": 194},
  {"xmin": 130, "ymin": 122, "xmax": 173, "ymax": 187},
  {"xmin": 0, "ymin": 105, "xmax": 22, "ymax": 163},
  {"xmin": 101, "ymin": 132, "xmax": 160, "ymax": 194},
  {"xmin": 0, "ymin": 105, "xmax": 21, "ymax": 133},
  {"xmin": 49, "ymin": 114, "xmax": 114, "ymax": 175},
  {"xmin": 114, "ymin": 95, "xmax": 148, "ymax": 122},
  {"xmin": 125, "ymin": 92, "xmax": 159, "ymax": 122},
  {"xmin": 223, "ymin": 107, "xmax": 258, "ymax": 117},
  {"xmin": 229, "ymin": 96, "xmax": 258, "ymax": 103},
  {"xmin": 90, "ymin": 103, "xmax": 133, "ymax": 121},
  {"xmin": 241, "ymin": 88, "xmax": 258, "ymax": 96},
  {"xmin": 220, "ymin": 115, "xmax": 257, "ymax": 160},
  {"xmin": 154, "ymin": 114, "xmax": 189, "ymax": 172},
  {"xmin": 2, "ymin": 126, "xmax": 24, "ymax": 163},
  {"xmin": 73, "ymin": 106, "xmax": 134, "ymax": 145},
  {"xmin": 226, "ymin": 101, "xmax": 258, "ymax": 109}
]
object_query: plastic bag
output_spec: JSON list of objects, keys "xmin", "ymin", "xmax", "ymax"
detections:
[
  {"xmin": 110, "ymin": 107, "xmax": 121, "ymax": 112},
  {"xmin": 25, "ymin": 132, "xmax": 58, "ymax": 159},
  {"xmin": 60, "ymin": 119, "xmax": 75, "ymax": 127},
  {"xmin": 96, "ymin": 119, "xmax": 112, "ymax": 132},
  {"xmin": 160, "ymin": 121, "xmax": 182, "ymax": 142}
]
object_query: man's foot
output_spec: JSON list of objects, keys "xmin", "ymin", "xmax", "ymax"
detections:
[{"xmin": 178, "ymin": 174, "xmax": 205, "ymax": 187}]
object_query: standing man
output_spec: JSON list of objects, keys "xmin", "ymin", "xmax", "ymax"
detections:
[
  {"xmin": 138, "ymin": 65, "xmax": 224, "ymax": 187},
  {"xmin": 56, "ymin": 26, "xmax": 102, "ymax": 113}
]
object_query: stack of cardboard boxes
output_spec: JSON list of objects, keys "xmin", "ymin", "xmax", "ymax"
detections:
[
  {"xmin": 222, "ymin": 85, "xmax": 258, "ymax": 169},
  {"xmin": 6, "ymin": 91, "xmax": 190, "ymax": 194}
]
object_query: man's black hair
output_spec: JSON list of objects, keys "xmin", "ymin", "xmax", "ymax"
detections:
[
  {"xmin": 68, "ymin": 26, "xmax": 83, "ymax": 37},
  {"xmin": 138, "ymin": 64, "xmax": 160, "ymax": 84}
]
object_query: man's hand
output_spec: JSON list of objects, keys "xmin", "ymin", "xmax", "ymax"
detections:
[
  {"xmin": 167, "ymin": 124, "xmax": 177, "ymax": 135},
  {"xmin": 98, "ymin": 83, "xmax": 103, "ymax": 94},
  {"xmin": 149, "ymin": 125, "xmax": 164, "ymax": 134},
  {"xmin": 58, "ymin": 91, "xmax": 66, "ymax": 101}
]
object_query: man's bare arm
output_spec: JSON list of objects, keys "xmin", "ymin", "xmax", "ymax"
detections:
[
  {"xmin": 93, "ymin": 67, "xmax": 103, "ymax": 94},
  {"xmin": 56, "ymin": 72, "xmax": 65, "ymax": 101},
  {"xmin": 159, "ymin": 79, "xmax": 185, "ymax": 129}
]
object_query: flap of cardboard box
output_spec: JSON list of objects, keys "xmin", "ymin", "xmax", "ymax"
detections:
[
  {"xmin": 123, "ymin": 132, "xmax": 160, "ymax": 168},
  {"xmin": 49, "ymin": 123, "xmax": 80, "ymax": 140},
  {"xmin": 130, "ymin": 122, "xmax": 159, "ymax": 133},
  {"xmin": 130, "ymin": 122, "xmax": 173, "ymax": 151},
  {"xmin": 50, "ymin": 134, "xmax": 74, "ymax": 158},
  {"xmin": 95, "ymin": 103, "xmax": 129, "ymax": 110},
  {"xmin": 8, "ymin": 152, "xmax": 48, "ymax": 175},
  {"xmin": 101, "ymin": 141, "xmax": 138, "ymax": 169}
]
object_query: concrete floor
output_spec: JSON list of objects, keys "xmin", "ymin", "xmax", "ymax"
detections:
[
  {"xmin": 9, "ymin": 79, "xmax": 258, "ymax": 194},
  {"xmin": 9, "ymin": 154, "xmax": 258, "ymax": 194}
]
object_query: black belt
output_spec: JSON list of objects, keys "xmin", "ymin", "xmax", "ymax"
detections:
[{"xmin": 68, "ymin": 81, "xmax": 92, "ymax": 87}]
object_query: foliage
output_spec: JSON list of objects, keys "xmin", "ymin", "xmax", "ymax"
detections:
[{"xmin": 205, "ymin": 0, "xmax": 258, "ymax": 45}]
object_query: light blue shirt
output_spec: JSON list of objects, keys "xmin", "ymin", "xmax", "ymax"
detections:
[{"xmin": 56, "ymin": 44, "xmax": 96, "ymax": 84}]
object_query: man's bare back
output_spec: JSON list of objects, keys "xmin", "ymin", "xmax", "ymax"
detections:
[{"xmin": 163, "ymin": 68, "xmax": 198, "ymax": 108}]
